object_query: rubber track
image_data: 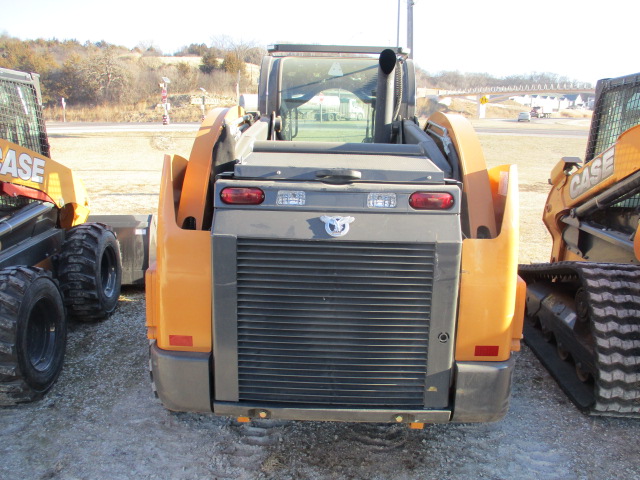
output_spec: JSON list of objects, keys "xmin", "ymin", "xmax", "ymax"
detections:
[{"xmin": 520, "ymin": 262, "xmax": 640, "ymax": 417}]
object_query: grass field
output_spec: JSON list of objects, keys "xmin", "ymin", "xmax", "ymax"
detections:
[
  {"xmin": 47, "ymin": 119, "xmax": 589, "ymax": 264},
  {"xmin": 285, "ymin": 119, "xmax": 371, "ymax": 143}
]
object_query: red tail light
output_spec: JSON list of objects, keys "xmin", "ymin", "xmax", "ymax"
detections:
[
  {"xmin": 409, "ymin": 192, "xmax": 454, "ymax": 210},
  {"xmin": 475, "ymin": 345, "xmax": 500, "ymax": 357},
  {"xmin": 169, "ymin": 335, "xmax": 193, "ymax": 347},
  {"xmin": 220, "ymin": 187, "xmax": 265, "ymax": 205}
]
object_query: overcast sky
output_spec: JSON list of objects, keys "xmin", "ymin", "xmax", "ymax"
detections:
[{"xmin": 3, "ymin": 0, "xmax": 634, "ymax": 85}]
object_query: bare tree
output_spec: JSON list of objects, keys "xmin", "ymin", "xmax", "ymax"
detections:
[
  {"xmin": 82, "ymin": 47, "xmax": 130, "ymax": 103},
  {"xmin": 171, "ymin": 62, "xmax": 198, "ymax": 92},
  {"xmin": 209, "ymin": 35, "xmax": 236, "ymax": 53},
  {"xmin": 136, "ymin": 41, "xmax": 163, "ymax": 56}
]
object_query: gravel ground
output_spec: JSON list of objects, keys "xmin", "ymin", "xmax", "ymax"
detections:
[
  {"xmin": 1, "ymin": 122, "xmax": 638, "ymax": 480},
  {"xmin": 2, "ymin": 299, "xmax": 638, "ymax": 480}
]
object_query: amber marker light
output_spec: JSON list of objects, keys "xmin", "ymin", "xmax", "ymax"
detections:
[
  {"xmin": 409, "ymin": 192, "xmax": 454, "ymax": 210},
  {"xmin": 220, "ymin": 187, "xmax": 265, "ymax": 205}
]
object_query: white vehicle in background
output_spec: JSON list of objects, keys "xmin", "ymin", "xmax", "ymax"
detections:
[
  {"xmin": 518, "ymin": 111, "xmax": 531, "ymax": 122},
  {"xmin": 299, "ymin": 94, "xmax": 365, "ymax": 121},
  {"xmin": 342, "ymin": 98, "xmax": 365, "ymax": 120}
]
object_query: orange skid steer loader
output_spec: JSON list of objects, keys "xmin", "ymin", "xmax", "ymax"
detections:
[{"xmin": 146, "ymin": 45, "xmax": 525, "ymax": 426}]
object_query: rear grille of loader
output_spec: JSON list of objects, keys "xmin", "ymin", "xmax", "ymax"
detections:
[{"xmin": 236, "ymin": 239, "xmax": 435, "ymax": 408}]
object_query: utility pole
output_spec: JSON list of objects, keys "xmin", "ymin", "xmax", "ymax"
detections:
[
  {"xmin": 397, "ymin": 0, "xmax": 415, "ymax": 58},
  {"xmin": 396, "ymin": 0, "xmax": 401, "ymax": 47},
  {"xmin": 407, "ymin": 0, "xmax": 414, "ymax": 59}
]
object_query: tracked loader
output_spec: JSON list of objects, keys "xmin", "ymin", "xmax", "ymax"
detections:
[
  {"xmin": 519, "ymin": 72, "xmax": 640, "ymax": 417},
  {"xmin": 0, "ymin": 68, "xmax": 149, "ymax": 404},
  {"xmin": 146, "ymin": 45, "xmax": 525, "ymax": 425}
]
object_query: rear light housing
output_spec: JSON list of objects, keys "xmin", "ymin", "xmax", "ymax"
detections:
[
  {"xmin": 220, "ymin": 187, "xmax": 265, "ymax": 205},
  {"xmin": 409, "ymin": 192, "xmax": 454, "ymax": 210}
]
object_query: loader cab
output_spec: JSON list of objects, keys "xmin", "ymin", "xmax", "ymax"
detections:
[
  {"xmin": 0, "ymin": 68, "xmax": 50, "ymax": 157},
  {"xmin": 258, "ymin": 45, "xmax": 416, "ymax": 143},
  {"xmin": 587, "ymin": 73, "xmax": 640, "ymax": 161}
]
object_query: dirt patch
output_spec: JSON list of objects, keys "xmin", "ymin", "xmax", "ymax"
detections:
[
  {"xmin": 150, "ymin": 134, "xmax": 178, "ymax": 151},
  {"xmin": 47, "ymin": 131, "xmax": 197, "ymax": 216},
  {"xmin": 519, "ymin": 182, "xmax": 552, "ymax": 193}
]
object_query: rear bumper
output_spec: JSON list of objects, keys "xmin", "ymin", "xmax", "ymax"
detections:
[
  {"xmin": 451, "ymin": 357, "xmax": 515, "ymax": 423},
  {"xmin": 214, "ymin": 402, "xmax": 451, "ymax": 423},
  {"xmin": 150, "ymin": 341, "xmax": 515, "ymax": 422},
  {"xmin": 149, "ymin": 341, "xmax": 212, "ymax": 413}
]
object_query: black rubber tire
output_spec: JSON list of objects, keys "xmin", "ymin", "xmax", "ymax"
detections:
[
  {"xmin": 57, "ymin": 223, "xmax": 122, "ymax": 321},
  {"xmin": 0, "ymin": 267, "xmax": 67, "ymax": 405}
]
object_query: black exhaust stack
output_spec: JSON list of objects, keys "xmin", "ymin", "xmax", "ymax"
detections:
[{"xmin": 373, "ymin": 49, "xmax": 397, "ymax": 143}]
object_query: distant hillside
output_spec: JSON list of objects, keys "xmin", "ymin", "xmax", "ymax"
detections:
[
  {"xmin": 0, "ymin": 35, "xmax": 263, "ymax": 108},
  {"xmin": 0, "ymin": 35, "xmax": 592, "ymax": 122}
]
